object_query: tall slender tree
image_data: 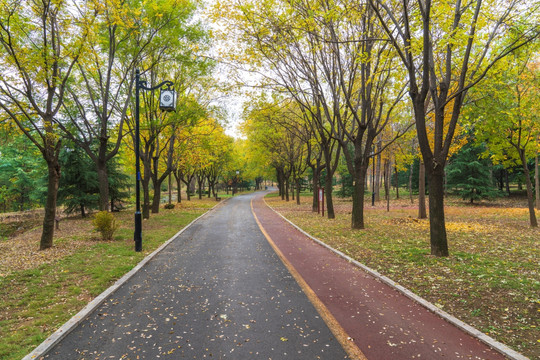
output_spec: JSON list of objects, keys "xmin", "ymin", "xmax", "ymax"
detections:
[
  {"xmin": 368, "ymin": 0, "xmax": 540, "ymax": 255},
  {"xmin": 470, "ymin": 53, "xmax": 539, "ymax": 227},
  {"xmin": 57, "ymin": 0, "xmax": 200, "ymax": 211},
  {"xmin": 0, "ymin": 0, "xmax": 90, "ymax": 249}
]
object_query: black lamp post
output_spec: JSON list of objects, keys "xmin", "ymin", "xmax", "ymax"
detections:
[{"xmin": 134, "ymin": 69, "xmax": 175, "ymax": 252}]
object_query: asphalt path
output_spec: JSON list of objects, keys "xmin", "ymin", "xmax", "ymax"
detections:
[{"xmin": 43, "ymin": 193, "xmax": 348, "ymax": 359}]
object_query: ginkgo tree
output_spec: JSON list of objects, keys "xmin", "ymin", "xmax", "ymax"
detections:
[
  {"xmin": 171, "ymin": 116, "xmax": 230, "ymax": 200},
  {"xmin": 213, "ymin": 0, "xmax": 345, "ymax": 218},
  {"xmin": 241, "ymin": 94, "xmax": 312, "ymax": 202},
  {"xmin": 241, "ymin": 96, "xmax": 287, "ymax": 196},
  {"xmin": 199, "ymin": 124, "xmax": 234, "ymax": 198}
]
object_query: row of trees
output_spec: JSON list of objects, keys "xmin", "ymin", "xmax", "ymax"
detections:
[
  {"xmin": 215, "ymin": 0, "xmax": 540, "ymax": 256},
  {"xmin": 0, "ymin": 121, "xmax": 239, "ymax": 214},
  {"xmin": 0, "ymin": 0, "xmax": 237, "ymax": 249},
  {"xmin": 0, "ymin": 133, "xmax": 129, "ymax": 216}
]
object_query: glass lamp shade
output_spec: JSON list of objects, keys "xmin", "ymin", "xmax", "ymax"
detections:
[{"xmin": 159, "ymin": 89, "xmax": 176, "ymax": 112}]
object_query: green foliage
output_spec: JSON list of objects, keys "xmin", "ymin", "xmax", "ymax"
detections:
[
  {"xmin": 57, "ymin": 142, "xmax": 130, "ymax": 215},
  {"xmin": 92, "ymin": 211, "xmax": 119, "ymax": 241},
  {"xmin": 164, "ymin": 203, "xmax": 175, "ymax": 209},
  {"xmin": 58, "ymin": 145, "xmax": 99, "ymax": 216},
  {"xmin": 106, "ymin": 151, "xmax": 131, "ymax": 211},
  {"xmin": 337, "ymin": 173, "xmax": 354, "ymax": 198},
  {"xmin": 466, "ymin": 49, "xmax": 539, "ymax": 168},
  {"xmin": 446, "ymin": 142, "xmax": 502, "ymax": 203},
  {"xmin": 0, "ymin": 135, "xmax": 46, "ymax": 212}
]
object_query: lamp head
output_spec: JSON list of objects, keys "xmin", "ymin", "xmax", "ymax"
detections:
[{"xmin": 159, "ymin": 84, "xmax": 176, "ymax": 112}]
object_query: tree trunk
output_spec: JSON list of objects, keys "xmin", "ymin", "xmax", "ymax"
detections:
[
  {"xmin": 174, "ymin": 172, "xmax": 182, "ymax": 203},
  {"xmin": 185, "ymin": 183, "xmax": 191, "ymax": 201},
  {"xmin": 142, "ymin": 154, "xmax": 152, "ymax": 219},
  {"xmin": 211, "ymin": 178, "xmax": 217, "ymax": 198},
  {"xmin": 383, "ymin": 160, "xmax": 389, "ymax": 201},
  {"xmin": 311, "ymin": 164, "xmax": 322, "ymax": 212},
  {"xmin": 40, "ymin": 159, "xmax": 60, "ymax": 250},
  {"xmin": 151, "ymin": 171, "xmax": 172, "ymax": 214},
  {"xmin": 168, "ymin": 173, "xmax": 172, "ymax": 205},
  {"xmin": 325, "ymin": 170, "xmax": 335, "ymax": 219},
  {"xmin": 142, "ymin": 178, "xmax": 151, "ymax": 219},
  {"xmin": 351, "ymin": 163, "xmax": 369, "ymax": 229},
  {"xmin": 375, "ymin": 145, "xmax": 382, "ymax": 202},
  {"xmin": 394, "ymin": 165, "xmax": 399, "ymax": 200},
  {"xmin": 427, "ymin": 167, "xmax": 449, "ymax": 256},
  {"xmin": 534, "ymin": 154, "xmax": 540, "ymax": 210},
  {"xmin": 96, "ymin": 159, "xmax": 110, "ymax": 211},
  {"xmin": 285, "ymin": 177, "xmax": 290, "ymax": 202},
  {"xmin": 418, "ymin": 161, "xmax": 427, "ymax": 219},
  {"xmin": 181, "ymin": 176, "xmax": 193, "ymax": 201},
  {"xmin": 296, "ymin": 178, "xmax": 300, "ymax": 205},
  {"xmin": 409, "ymin": 162, "xmax": 414, "ymax": 204},
  {"xmin": 371, "ymin": 161, "xmax": 376, "ymax": 204},
  {"xmin": 275, "ymin": 170, "xmax": 280, "ymax": 196},
  {"xmin": 198, "ymin": 176, "xmax": 204, "ymax": 199},
  {"xmin": 151, "ymin": 181, "xmax": 162, "ymax": 213},
  {"xmin": 278, "ymin": 169, "xmax": 285, "ymax": 200},
  {"xmin": 385, "ymin": 160, "xmax": 390, "ymax": 212},
  {"xmin": 505, "ymin": 169, "xmax": 510, "ymax": 195},
  {"xmin": 519, "ymin": 151, "xmax": 538, "ymax": 227}
]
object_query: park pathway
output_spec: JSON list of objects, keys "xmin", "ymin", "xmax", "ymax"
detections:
[
  {"xmin": 38, "ymin": 191, "xmax": 512, "ymax": 359},
  {"xmin": 42, "ymin": 193, "xmax": 348, "ymax": 359}
]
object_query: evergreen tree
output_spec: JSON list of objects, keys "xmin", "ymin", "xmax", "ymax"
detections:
[
  {"xmin": 58, "ymin": 145, "xmax": 99, "ymax": 217},
  {"xmin": 107, "ymin": 153, "xmax": 130, "ymax": 211},
  {"xmin": 58, "ymin": 142, "xmax": 130, "ymax": 216},
  {"xmin": 0, "ymin": 135, "xmax": 45, "ymax": 211},
  {"xmin": 446, "ymin": 142, "xmax": 501, "ymax": 203},
  {"xmin": 338, "ymin": 173, "xmax": 354, "ymax": 198}
]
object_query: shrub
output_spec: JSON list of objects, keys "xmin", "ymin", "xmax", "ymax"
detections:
[
  {"xmin": 164, "ymin": 203, "xmax": 175, "ymax": 209},
  {"xmin": 92, "ymin": 211, "xmax": 119, "ymax": 240}
]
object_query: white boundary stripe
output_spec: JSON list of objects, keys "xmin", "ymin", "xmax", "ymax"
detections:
[
  {"xmin": 23, "ymin": 201, "xmax": 226, "ymax": 360},
  {"xmin": 264, "ymin": 199, "xmax": 529, "ymax": 360}
]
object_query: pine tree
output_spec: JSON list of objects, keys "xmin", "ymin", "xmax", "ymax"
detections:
[
  {"xmin": 107, "ymin": 154, "xmax": 130, "ymax": 212},
  {"xmin": 446, "ymin": 142, "xmax": 501, "ymax": 203},
  {"xmin": 0, "ymin": 135, "xmax": 45, "ymax": 211},
  {"xmin": 58, "ymin": 145, "xmax": 99, "ymax": 217}
]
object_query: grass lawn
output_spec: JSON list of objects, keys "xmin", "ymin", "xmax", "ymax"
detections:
[
  {"xmin": 0, "ymin": 198, "xmax": 217, "ymax": 360},
  {"xmin": 265, "ymin": 192, "xmax": 539, "ymax": 359}
]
